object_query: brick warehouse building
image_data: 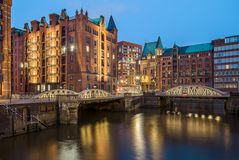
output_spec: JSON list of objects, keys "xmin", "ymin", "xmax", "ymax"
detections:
[
  {"xmin": 117, "ymin": 41, "xmax": 142, "ymax": 93},
  {"xmin": 141, "ymin": 37, "xmax": 213, "ymax": 92},
  {"xmin": 11, "ymin": 28, "xmax": 26, "ymax": 94},
  {"xmin": 11, "ymin": 9, "xmax": 118, "ymax": 94},
  {"xmin": 0, "ymin": 0, "xmax": 12, "ymax": 98},
  {"xmin": 140, "ymin": 37, "xmax": 163, "ymax": 92}
]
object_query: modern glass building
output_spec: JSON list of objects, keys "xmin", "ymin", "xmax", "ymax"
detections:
[{"xmin": 213, "ymin": 35, "xmax": 239, "ymax": 92}]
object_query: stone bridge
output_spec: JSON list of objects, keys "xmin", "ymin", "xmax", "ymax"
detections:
[{"xmin": 0, "ymin": 89, "xmax": 143, "ymax": 131}]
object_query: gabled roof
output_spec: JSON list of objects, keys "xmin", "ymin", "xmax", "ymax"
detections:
[
  {"xmin": 107, "ymin": 16, "xmax": 117, "ymax": 31},
  {"xmin": 156, "ymin": 36, "xmax": 163, "ymax": 49},
  {"xmin": 173, "ymin": 43, "xmax": 179, "ymax": 48},
  {"xmin": 142, "ymin": 42, "xmax": 157, "ymax": 58},
  {"xmin": 142, "ymin": 36, "xmax": 164, "ymax": 58},
  {"xmin": 163, "ymin": 43, "xmax": 213, "ymax": 56}
]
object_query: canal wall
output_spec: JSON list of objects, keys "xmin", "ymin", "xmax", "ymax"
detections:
[
  {"xmin": 3, "ymin": 93, "xmax": 235, "ymax": 139},
  {"xmin": 0, "ymin": 103, "xmax": 57, "ymax": 139},
  {"xmin": 141, "ymin": 93, "xmax": 170, "ymax": 108},
  {"xmin": 0, "ymin": 96, "xmax": 146, "ymax": 138},
  {"xmin": 225, "ymin": 96, "xmax": 239, "ymax": 115}
]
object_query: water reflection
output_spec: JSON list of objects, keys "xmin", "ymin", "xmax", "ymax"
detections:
[
  {"xmin": 145, "ymin": 115, "xmax": 164, "ymax": 160},
  {"xmin": 0, "ymin": 109, "xmax": 239, "ymax": 160},
  {"xmin": 58, "ymin": 141, "xmax": 80, "ymax": 160},
  {"xmin": 80, "ymin": 124, "xmax": 93, "ymax": 148},
  {"xmin": 131, "ymin": 114, "xmax": 146, "ymax": 160},
  {"xmin": 79, "ymin": 119, "xmax": 113, "ymax": 160}
]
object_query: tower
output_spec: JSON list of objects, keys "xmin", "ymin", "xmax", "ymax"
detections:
[{"xmin": 0, "ymin": 0, "xmax": 12, "ymax": 98}]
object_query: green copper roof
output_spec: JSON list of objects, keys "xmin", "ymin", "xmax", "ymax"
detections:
[
  {"xmin": 142, "ymin": 36, "xmax": 164, "ymax": 58},
  {"xmin": 163, "ymin": 48, "xmax": 173, "ymax": 56},
  {"xmin": 90, "ymin": 18, "xmax": 101, "ymax": 25},
  {"xmin": 142, "ymin": 38, "xmax": 213, "ymax": 58},
  {"xmin": 178, "ymin": 43, "xmax": 213, "ymax": 54},
  {"xmin": 163, "ymin": 43, "xmax": 213, "ymax": 56},
  {"xmin": 142, "ymin": 42, "xmax": 157, "ymax": 58},
  {"xmin": 107, "ymin": 16, "xmax": 117, "ymax": 31}
]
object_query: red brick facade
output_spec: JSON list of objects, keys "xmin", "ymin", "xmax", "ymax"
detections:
[
  {"xmin": 141, "ymin": 37, "xmax": 213, "ymax": 92},
  {"xmin": 11, "ymin": 28, "xmax": 26, "ymax": 94},
  {"xmin": 117, "ymin": 41, "xmax": 142, "ymax": 93},
  {"xmin": 11, "ymin": 9, "xmax": 118, "ymax": 94},
  {"xmin": 0, "ymin": 0, "xmax": 12, "ymax": 97}
]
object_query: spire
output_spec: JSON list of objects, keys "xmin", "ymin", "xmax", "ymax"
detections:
[
  {"xmin": 173, "ymin": 42, "xmax": 178, "ymax": 48},
  {"xmin": 156, "ymin": 36, "xmax": 163, "ymax": 49},
  {"xmin": 40, "ymin": 16, "xmax": 47, "ymax": 26},
  {"xmin": 75, "ymin": 9, "xmax": 79, "ymax": 16},
  {"xmin": 61, "ymin": 9, "xmax": 68, "ymax": 19},
  {"xmin": 107, "ymin": 15, "xmax": 117, "ymax": 32},
  {"xmin": 24, "ymin": 23, "xmax": 30, "ymax": 31}
]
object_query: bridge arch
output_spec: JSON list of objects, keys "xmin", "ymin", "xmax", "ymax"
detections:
[
  {"xmin": 34, "ymin": 89, "xmax": 78, "ymax": 99},
  {"xmin": 164, "ymin": 85, "xmax": 227, "ymax": 97},
  {"xmin": 78, "ymin": 89, "xmax": 112, "ymax": 99}
]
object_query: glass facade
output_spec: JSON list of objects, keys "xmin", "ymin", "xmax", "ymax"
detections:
[
  {"xmin": 214, "ymin": 70, "xmax": 239, "ymax": 76},
  {"xmin": 214, "ymin": 43, "xmax": 239, "ymax": 51},
  {"xmin": 214, "ymin": 64, "xmax": 239, "ymax": 70},
  {"xmin": 215, "ymin": 57, "xmax": 239, "ymax": 64},
  {"xmin": 225, "ymin": 36, "xmax": 239, "ymax": 43},
  {"xmin": 213, "ymin": 36, "xmax": 239, "ymax": 92},
  {"xmin": 214, "ymin": 50, "xmax": 239, "ymax": 58}
]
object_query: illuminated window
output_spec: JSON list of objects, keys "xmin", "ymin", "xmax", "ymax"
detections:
[
  {"xmin": 20, "ymin": 63, "xmax": 24, "ymax": 68},
  {"xmin": 226, "ymin": 64, "xmax": 230, "ymax": 70},
  {"xmin": 86, "ymin": 45, "xmax": 90, "ymax": 52},
  {"xmin": 70, "ymin": 45, "xmax": 75, "ymax": 52},
  {"xmin": 62, "ymin": 46, "xmax": 66, "ymax": 53},
  {"xmin": 37, "ymin": 85, "xmax": 40, "ymax": 91}
]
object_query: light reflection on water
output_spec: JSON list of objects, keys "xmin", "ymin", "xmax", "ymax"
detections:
[
  {"xmin": 131, "ymin": 114, "xmax": 146, "ymax": 160},
  {"xmin": 0, "ymin": 107, "xmax": 239, "ymax": 160}
]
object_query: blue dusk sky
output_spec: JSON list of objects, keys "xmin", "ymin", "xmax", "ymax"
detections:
[{"xmin": 13, "ymin": 0, "xmax": 239, "ymax": 47}]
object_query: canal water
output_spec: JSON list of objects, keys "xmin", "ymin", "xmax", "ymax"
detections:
[{"xmin": 1, "ymin": 101, "xmax": 239, "ymax": 160}]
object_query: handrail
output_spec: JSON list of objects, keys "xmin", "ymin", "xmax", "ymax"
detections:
[
  {"xmin": 31, "ymin": 115, "xmax": 48, "ymax": 128},
  {"xmin": 1, "ymin": 105, "xmax": 23, "ymax": 120}
]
